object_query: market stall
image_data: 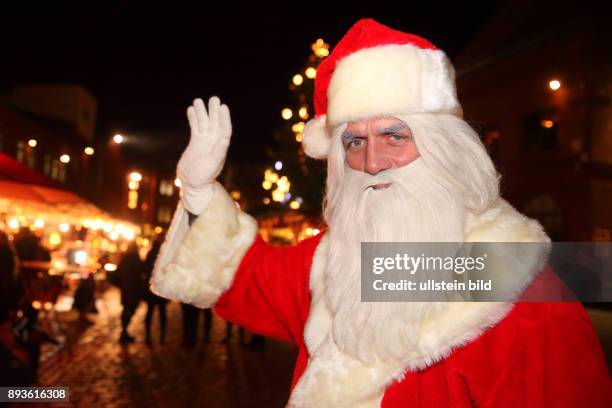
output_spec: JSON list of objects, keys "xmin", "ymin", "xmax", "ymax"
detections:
[{"xmin": 0, "ymin": 155, "xmax": 141, "ymax": 312}]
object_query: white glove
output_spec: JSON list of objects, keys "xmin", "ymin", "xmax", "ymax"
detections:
[{"xmin": 177, "ymin": 96, "xmax": 232, "ymax": 214}]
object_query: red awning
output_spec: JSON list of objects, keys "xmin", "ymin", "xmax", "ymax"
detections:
[{"xmin": 0, "ymin": 152, "xmax": 59, "ymax": 188}]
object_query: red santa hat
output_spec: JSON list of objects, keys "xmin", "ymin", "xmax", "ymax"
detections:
[{"xmin": 302, "ymin": 18, "xmax": 463, "ymax": 159}]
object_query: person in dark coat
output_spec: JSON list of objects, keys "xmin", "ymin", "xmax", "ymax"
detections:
[
  {"xmin": 0, "ymin": 230, "xmax": 19, "ymax": 322},
  {"xmin": 115, "ymin": 242, "xmax": 145, "ymax": 343},
  {"xmin": 143, "ymin": 236, "xmax": 168, "ymax": 345},
  {"xmin": 12, "ymin": 305, "xmax": 58, "ymax": 381}
]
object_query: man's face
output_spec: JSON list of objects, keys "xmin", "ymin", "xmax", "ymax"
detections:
[{"xmin": 342, "ymin": 117, "xmax": 420, "ymax": 180}]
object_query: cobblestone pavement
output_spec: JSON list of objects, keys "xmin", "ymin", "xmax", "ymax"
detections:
[
  {"xmin": 26, "ymin": 288, "xmax": 296, "ymax": 408},
  {"xmin": 9, "ymin": 290, "xmax": 612, "ymax": 408}
]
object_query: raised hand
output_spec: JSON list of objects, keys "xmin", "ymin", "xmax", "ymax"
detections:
[{"xmin": 177, "ymin": 96, "xmax": 232, "ymax": 214}]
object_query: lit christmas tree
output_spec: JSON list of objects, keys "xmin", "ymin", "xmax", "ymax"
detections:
[{"xmin": 261, "ymin": 38, "xmax": 330, "ymax": 215}]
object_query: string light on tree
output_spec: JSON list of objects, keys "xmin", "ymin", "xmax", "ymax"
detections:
[
  {"xmin": 28, "ymin": 139, "xmax": 37, "ymax": 148},
  {"xmin": 282, "ymin": 108, "xmax": 293, "ymax": 120},
  {"xmin": 311, "ymin": 38, "xmax": 330, "ymax": 57},
  {"xmin": 298, "ymin": 107, "xmax": 309, "ymax": 120},
  {"xmin": 292, "ymin": 74, "xmax": 304, "ymax": 86},
  {"xmin": 113, "ymin": 134, "xmax": 124, "ymax": 144},
  {"xmin": 60, "ymin": 154, "xmax": 70, "ymax": 164},
  {"xmin": 84, "ymin": 146, "xmax": 95, "ymax": 156},
  {"xmin": 264, "ymin": 36, "xmax": 329, "ymax": 212},
  {"xmin": 305, "ymin": 67, "xmax": 317, "ymax": 79}
]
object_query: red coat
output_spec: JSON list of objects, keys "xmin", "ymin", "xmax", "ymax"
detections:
[{"xmin": 215, "ymin": 233, "xmax": 611, "ymax": 407}]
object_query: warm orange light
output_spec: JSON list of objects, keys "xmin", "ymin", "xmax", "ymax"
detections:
[
  {"xmin": 541, "ymin": 119, "xmax": 554, "ymax": 129},
  {"xmin": 129, "ymin": 172, "xmax": 142, "ymax": 182},
  {"xmin": 292, "ymin": 74, "xmax": 303, "ymax": 86},
  {"xmin": 128, "ymin": 190, "xmax": 138, "ymax": 209},
  {"xmin": 549, "ymin": 79, "xmax": 561, "ymax": 91},
  {"xmin": 28, "ymin": 139, "xmax": 38, "ymax": 148},
  {"xmin": 282, "ymin": 108, "xmax": 293, "ymax": 120},
  {"xmin": 298, "ymin": 107, "xmax": 309, "ymax": 120},
  {"xmin": 305, "ymin": 67, "xmax": 316, "ymax": 79},
  {"xmin": 84, "ymin": 146, "xmax": 95, "ymax": 155}
]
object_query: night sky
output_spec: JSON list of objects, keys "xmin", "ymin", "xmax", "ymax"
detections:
[{"xmin": 1, "ymin": 4, "xmax": 502, "ymax": 166}]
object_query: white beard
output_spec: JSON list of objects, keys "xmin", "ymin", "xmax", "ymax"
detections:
[{"xmin": 324, "ymin": 158, "xmax": 467, "ymax": 363}]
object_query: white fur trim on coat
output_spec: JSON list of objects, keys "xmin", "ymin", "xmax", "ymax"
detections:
[
  {"xmin": 326, "ymin": 45, "xmax": 462, "ymax": 128},
  {"xmin": 150, "ymin": 182, "xmax": 258, "ymax": 308},
  {"xmin": 289, "ymin": 199, "xmax": 550, "ymax": 408}
]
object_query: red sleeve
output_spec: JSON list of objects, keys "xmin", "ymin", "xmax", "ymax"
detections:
[
  {"xmin": 457, "ymin": 301, "xmax": 611, "ymax": 408},
  {"xmin": 213, "ymin": 234, "xmax": 322, "ymax": 345}
]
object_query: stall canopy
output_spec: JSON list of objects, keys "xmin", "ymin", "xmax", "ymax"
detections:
[
  {"xmin": 0, "ymin": 152, "xmax": 59, "ymax": 188},
  {"xmin": 0, "ymin": 152, "xmax": 131, "ymax": 228}
]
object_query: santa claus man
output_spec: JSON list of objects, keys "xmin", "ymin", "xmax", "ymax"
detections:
[{"xmin": 152, "ymin": 19, "xmax": 610, "ymax": 407}]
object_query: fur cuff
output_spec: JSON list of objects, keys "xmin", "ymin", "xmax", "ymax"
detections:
[{"xmin": 151, "ymin": 183, "xmax": 258, "ymax": 308}]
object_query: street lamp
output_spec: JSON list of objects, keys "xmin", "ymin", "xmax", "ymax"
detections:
[
  {"xmin": 549, "ymin": 79, "xmax": 561, "ymax": 91},
  {"xmin": 129, "ymin": 172, "xmax": 143, "ymax": 182}
]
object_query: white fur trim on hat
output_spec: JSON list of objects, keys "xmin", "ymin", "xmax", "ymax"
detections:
[
  {"xmin": 302, "ymin": 115, "xmax": 330, "ymax": 159},
  {"xmin": 327, "ymin": 44, "xmax": 462, "ymax": 127}
]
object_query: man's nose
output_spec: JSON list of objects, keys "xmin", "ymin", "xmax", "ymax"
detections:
[{"xmin": 364, "ymin": 140, "xmax": 392, "ymax": 175}]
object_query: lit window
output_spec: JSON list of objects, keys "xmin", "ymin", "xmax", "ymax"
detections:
[{"xmin": 16, "ymin": 141, "xmax": 24, "ymax": 162}]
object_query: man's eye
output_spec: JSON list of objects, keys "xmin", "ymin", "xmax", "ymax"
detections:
[
  {"xmin": 388, "ymin": 134, "xmax": 408, "ymax": 143},
  {"xmin": 348, "ymin": 139, "xmax": 364, "ymax": 149}
]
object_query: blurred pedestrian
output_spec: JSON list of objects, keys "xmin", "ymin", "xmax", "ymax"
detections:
[
  {"xmin": 0, "ymin": 230, "xmax": 19, "ymax": 322},
  {"xmin": 143, "ymin": 236, "xmax": 168, "ymax": 345},
  {"xmin": 72, "ymin": 273, "xmax": 96, "ymax": 320},
  {"xmin": 12, "ymin": 304, "xmax": 58, "ymax": 381},
  {"xmin": 13, "ymin": 228, "xmax": 50, "ymax": 263},
  {"xmin": 115, "ymin": 242, "xmax": 145, "ymax": 343},
  {"xmin": 180, "ymin": 304, "xmax": 212, "ymax": 347}
]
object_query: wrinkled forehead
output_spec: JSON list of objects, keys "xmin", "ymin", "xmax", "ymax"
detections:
[{"xmin": 341, "ymin": 116, "xmax": 409, "ymax": 138}]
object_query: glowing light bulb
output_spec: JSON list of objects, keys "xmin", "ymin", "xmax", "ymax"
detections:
[
  {"xmin": 549, "ymin": 80, "xmax": 561, "ymax": 91},
  {"xmin": 298, "ymin": 107, "xmax": 309, "ymax": 120},
  {"xmin": 129, "ymin": 172, "xmax": 142, "ymax": 182},
  {"xmin": 282, "ymin": 108, "xmax": 293, "ymax": 120},
  {"xmin": 292, "ymin": 74, "xmax": 304, "ymax": 86},
  {"xmin": 305, "ymin": 67, "xmax": 316, "ymax": 79}
]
